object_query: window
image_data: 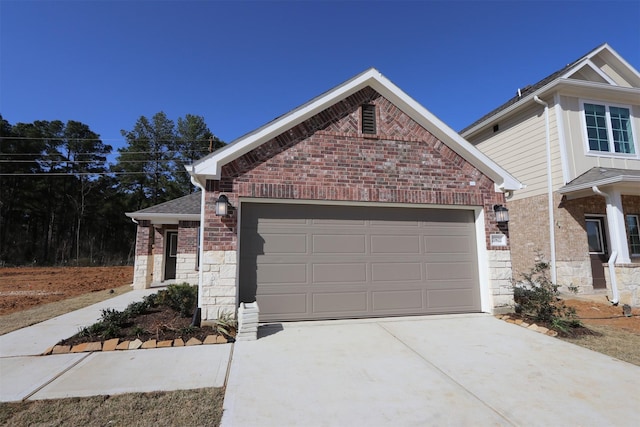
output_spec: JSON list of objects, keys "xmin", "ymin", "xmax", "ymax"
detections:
[
  {"xmin": 583, "ymin": 102, "xmax": 636, "ymax": 155},
  {"xmin": 361, "ymin": 104, "xmax": 376, "ymax": 134},
  {"xmin": 626, "ymin": 215, "xmax": 640, "ymax": 256},
  {"xmin": 586, "ymin": 218, "xmax": 606, "ymax": 254}
]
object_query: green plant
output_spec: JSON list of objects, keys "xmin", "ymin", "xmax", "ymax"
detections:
[
  {"xmin": 124, "ymin": 300, "xmax": 151, "ymax": 317},
  {"xmin": 102, "ymin": 322, "xmax": 121, "ymax": 340},
  {"xmin": 132, "ymin": 326, "xmax": 146, "ymax": 338},
  {"xmin": 157, "ymin": 283, "xmax": 197, "ymax": 317},
  {"xmin": 513, "ymin": 253, "xmax": 581, "ymax": 330},
  {"xmin": 210, "ymin": 310, "xmax": 238, "ymax": 337},
  {"xmin": 143, "ymin": 293, "xmax": 159, "ymax": 308},
  {"xmin": 100, "ymin": 308, "xmax": 130, "ymax": 327}
]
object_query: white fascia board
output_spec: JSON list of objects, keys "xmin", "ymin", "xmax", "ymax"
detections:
[
  {"xmin": 462, "ymin": 79, "xmax": 639, "ymax": 138},
  {"xmin": 369, "ymin": 74, "xmax": 522, "ymax": 191},
  {"xmin": 124, "ymin": 212, "xmax": 201, "ymax": 224},
  {"xmin": 562, "ymin": 60, "xmax": 618, "ymax": 86},
  {"xmin": 192, "ymin": 68, "xmax": 522, "ymax": 191},
  {"xmin": 192, "ymin": 68, "xmax": 383, "ymax": 180},
  {"xmin": 559, "ymin": 176, "xmax": 640, "ymax": 194}
]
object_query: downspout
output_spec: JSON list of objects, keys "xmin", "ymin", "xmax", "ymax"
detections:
[
  {"xmin": 591, "ymin": 186, "xmax": 620, "ymax": 305},
  {"xmin": 191, "ymin": 172, "xmax": 206, "ymax": 326},
  {"xmin": 533, "ymin": 96, "xmax": 557, "ymax": 284}
]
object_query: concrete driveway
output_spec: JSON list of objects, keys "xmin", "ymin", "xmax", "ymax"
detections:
[{"xmin": 222, "ymin": 314, "xmax": 639, "ymax": 427}]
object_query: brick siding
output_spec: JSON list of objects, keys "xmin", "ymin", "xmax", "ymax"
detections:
[
  {"xmin": 177, "ymin": 221, "xmax": 199, "ymax": 254},
  {"xmin": 202, "ymin": 89, "xmax": 507, "ymax": 252}
]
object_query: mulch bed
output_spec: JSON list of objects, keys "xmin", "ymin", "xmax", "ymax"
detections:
[
  {"xmin": 58, "ymin": 305, "xmax": 233, "ymax": 347},
  {"xmin": 502, "ymin": 311, "xmax": 601, "ymax": 338}
]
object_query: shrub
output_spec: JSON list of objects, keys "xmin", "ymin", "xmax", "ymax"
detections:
[
  {"xmin": 125, "ymin": 300, "xmax": 151, "ymax": 317},
  {"xmin": 513, "ymin": 254, "xmax": 581, "ymax": 332},
  {"xmin": 100, "ymin": 308, "xmax": 130, "ymax": 327},
  {"xmin": 156, "ymin": 283, "xmax": 198, "ymax": 317}
]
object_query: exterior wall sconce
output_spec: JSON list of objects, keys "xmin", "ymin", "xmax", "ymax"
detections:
[
  {"xmin": 215, "ymin": 194, "xmax": 231, "ymax": 216},
  {"xmin": 493, "ymin": 204, "xmax": 509, "ymax": 223}
]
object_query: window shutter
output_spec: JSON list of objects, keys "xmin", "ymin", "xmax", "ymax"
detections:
[{"xmin": 362, "ymin": 104, "xmax": 376, "ymax": 134}]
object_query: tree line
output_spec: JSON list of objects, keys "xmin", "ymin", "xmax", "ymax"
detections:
[{"xmin": 0, "ymin": 112, "xmax": 224, "ymax": 266}]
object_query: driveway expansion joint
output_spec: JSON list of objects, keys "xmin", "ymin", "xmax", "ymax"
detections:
[
  {"xmin": 376, "ymin": 321, "xmax": 518, "ymax": 427},
  {"xmin": 21, "ymin": 352, "xmax": 93, "ymax": 401}
]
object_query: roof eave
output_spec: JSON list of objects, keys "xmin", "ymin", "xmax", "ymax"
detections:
[
  {"xmin": 192, "ymin": 68, "xmax": 523, "ymax": 192},
  {"xmin": 124, "ymin": 212, "xmax": 201, "ymax": 224},
  {"xmin": 559, "ymin": 176, "xmax": 640, "ymax": 194},
  {"xmin": 462, "ymin": 79, "xmax": 639, "ymax": 138}
]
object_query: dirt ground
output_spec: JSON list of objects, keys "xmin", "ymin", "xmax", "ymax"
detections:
[
  {"xmin": 563, "ymin": 298, "xmax": 640, "ymax": 334},
  {"xmin": 0, "ymin": 266, "xmax": 638, "ymax": 335},
  {"xmin": 0, "ymin": 266, "xmax": 133, "ymax": 316}
]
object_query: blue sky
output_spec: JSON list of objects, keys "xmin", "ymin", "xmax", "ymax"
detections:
[{"xmin": 1, "ymin": 0, "xmax": 639, "ymax": 159}]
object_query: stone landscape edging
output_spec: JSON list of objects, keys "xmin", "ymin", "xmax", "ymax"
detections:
[
  {"xmin": 496, "ymin": 314, "xmax": 559, "ymax": 337},
  {"xmin": 42, "ymin": 334, "xmax": 229, "ymax": 356}
]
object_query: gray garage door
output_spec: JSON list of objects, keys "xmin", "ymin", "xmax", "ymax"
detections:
[{"xmin": 239, "ymin": 203, "xmax": 480, "ymax": 321}]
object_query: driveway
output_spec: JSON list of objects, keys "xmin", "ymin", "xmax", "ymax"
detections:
[{"xmin": 222, "ymin": 314, "xmax": 638, "ymax": 427}]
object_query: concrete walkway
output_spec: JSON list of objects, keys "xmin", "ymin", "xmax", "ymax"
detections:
[
  {"xmin": 222, "ymin": 314, "xmax": 639, "ymax": 427},
  {"xmin": 0, "ymin": 289, "xmax": 231, "ymax": 402}
]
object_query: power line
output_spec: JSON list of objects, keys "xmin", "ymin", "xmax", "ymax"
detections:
[
  {"xmin": 0, "ymin": 136, "xmax": 220, "ymax": 144},
  {"xmin": 0, "ymin": 171, "xmax": 191, "ymax": 176},
  {"xmin": 0, "ymin": 159, "xmax": 187, "ymax": 164}
]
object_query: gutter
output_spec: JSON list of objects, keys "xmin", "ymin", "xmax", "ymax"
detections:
[
  {"xmin": 592, "ymin": 186, "xmax": 620, "ymax": 305},
  {"xmin": 533, "ymin": 95, "xmax": 557, "ymax": 284},
  {"xmin": 190, "ymin": 170, "xmax": 206, "ymax": 326},
  {"xmin": 559, "ymin": 175, "xmax": 640, "ymax": 194},
  {"xmin": 462, "ymin": 80, "xmax": 639, "ymax": 138}
]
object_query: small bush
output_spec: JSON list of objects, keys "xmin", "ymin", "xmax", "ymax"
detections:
[
  {"xmin": 100, "ymin": 308, "xmax": 130, "ymax": 327},
  {"xmin": 143, "ymin": 293, "xmax": 159, "ymax": 308},
  {"xmin": 513, "ymin": 254, "xmax": 581, "ymax": 330},
  {"xmin": 157, "ymin": 283, "xmax": 197, "ymax": 318},
  {"xmin": 125, "ymin": 300, "xmax": 151, "ymax": 317}
]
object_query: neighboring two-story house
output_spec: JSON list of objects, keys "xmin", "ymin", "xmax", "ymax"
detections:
[{"xmin": 462, "ymin": 44, "xmax": 640, "ymax": 306}]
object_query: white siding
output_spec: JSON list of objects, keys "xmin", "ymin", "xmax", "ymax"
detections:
[{"xmin": 472, "ymin": 103, "xmax": 558, "ymax": 200}]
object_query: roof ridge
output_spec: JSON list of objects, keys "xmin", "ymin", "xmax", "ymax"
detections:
[{"xmin": 460, "ymin": 43, "xmax": 609, "ymax": 134}]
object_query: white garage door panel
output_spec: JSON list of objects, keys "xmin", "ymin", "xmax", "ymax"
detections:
[{"xmin": 239, "ymin": 203, "xmax": 481, "ymax": 321}]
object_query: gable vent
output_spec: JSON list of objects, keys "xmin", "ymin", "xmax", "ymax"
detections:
[{"xmin": 361, "ymin": 104, "xmax": 376, "ymax": 134}]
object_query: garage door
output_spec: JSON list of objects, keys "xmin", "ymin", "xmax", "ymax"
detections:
[{"xmin": 239, "ymin": 203, "xmax": 480, "ymax": 321}]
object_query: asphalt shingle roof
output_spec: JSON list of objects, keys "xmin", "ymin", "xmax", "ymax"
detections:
[
  {"xmin": 461, "ymin": 43, "xmax": 607, "ymax": 134},
  {"xmin": 131, "ymin": 191, "xmax": 201, "ymax": 215}
]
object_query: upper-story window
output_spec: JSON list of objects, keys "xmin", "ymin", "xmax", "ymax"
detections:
[{"xmin": 583, "ymin": 101, "xmax": 636, "ymax": 155}]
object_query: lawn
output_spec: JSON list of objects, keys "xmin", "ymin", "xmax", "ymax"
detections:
[{"xmin": 0, "ymin": 388, "xmax": 224, "ymax": 427}]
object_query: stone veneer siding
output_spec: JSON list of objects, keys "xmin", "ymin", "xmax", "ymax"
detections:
[
  {"xmin": 132, "ymin": 221, "xmax": 200, "ymax": 289},
  {"xmin": 487, "ymin": 250, "xmax": 514, "ymax": 310},
  {"xmin": 133, "ymin": 221, "xmax": 153, "ymax": 289},
  {"xmin": 508, "ymin": 193, "xmax": 640, "ymax": 303},
  {"xmin": 175, "ymin": 221, "xmax": 200, "ymax": 285},
  {"xmin": 198, "ymin": 88, "xmax": 511, "ymax": 320}
]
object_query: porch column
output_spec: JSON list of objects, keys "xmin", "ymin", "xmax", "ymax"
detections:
[{"xmin": 604, "ymin": 189, "xmax": 631, "ymax": 264}]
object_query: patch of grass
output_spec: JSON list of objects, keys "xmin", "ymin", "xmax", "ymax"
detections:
[
  {"xmin": 0, "ymin": 285, "xmax": 132, "ymax": 336},
  {"xmin": 560, "ymin": 324, "xmax": 640, "ymax": 367},
  {"xmin": 0, "ymin": 387, "xmax": 224, "ymax": 427}
]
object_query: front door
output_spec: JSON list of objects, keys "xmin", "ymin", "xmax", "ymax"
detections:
[
  {"xmin": 585, "ymin": 217, "xmax": 607, "ymax": 289},
  {"xmin": 164, "ymin": 231, "xmax": 178, "ymax": 280}
]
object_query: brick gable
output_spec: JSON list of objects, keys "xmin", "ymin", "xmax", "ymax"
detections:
[{"xmin": 203, "ymin": 88, "xmax": 506, "ymax": 252}]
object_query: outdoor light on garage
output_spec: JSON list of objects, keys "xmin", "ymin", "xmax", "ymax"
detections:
[
  {"xmin": 493, "ymin": 204, "xmax": 509, "ymax": 223},
  {"xmin": 215, "ymin": 194, "xmax": 231, "ymax": 216}
]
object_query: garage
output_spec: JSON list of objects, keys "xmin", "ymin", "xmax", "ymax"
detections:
[{"xmin": 239, "ymin": 202, "xmax": 480, "ymax": 321}]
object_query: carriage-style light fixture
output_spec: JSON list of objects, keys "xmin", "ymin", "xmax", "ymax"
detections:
[
  {"xmin": 493, "ymin": 204, "xmax": 509, "ymax": 223},
  {"xmin": 215, "ymin": 194, "xmax": 231, "ymax": 216}
]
